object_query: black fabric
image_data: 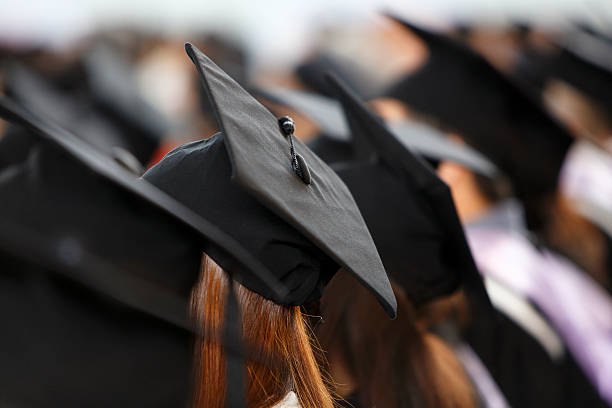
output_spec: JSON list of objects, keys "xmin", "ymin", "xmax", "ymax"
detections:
[
  {"xmin": 322, "ymin": 73, "xmax": 492, "ymax": 312},
  {"xmin": 144, "ymin": 133, "xmax": 335, "ymax": 305},
  {"xmin": 307, "ymin": 132, "xmax": 354, "ymax": 165},
  {"xmin": 144, "ymin": 43, "xmax": 397, "ymax": 317},
  {"xmin": 334, "ymin": 161, "xmax": 456, "ymax": 305},
  {"xmin": 6, "ymin": 64, "xmax": 131, "ymax": 158},
  {"xmin": 466, "ymin": 310, "xmax": 608, "ymax": 408},
  {"xmin": 296, "ymin": 53, "xmax": 371, "ymax": 98},
  {"xmin": 517, "ymin": 45, "xmax": 612, "ymax": 112},
  {"xmin": 384, "ymin": 15, "xmax": 573, "ymax": 204},
  {"xmin": 6, "ymin": 62, "xmax": 162, "ymax": 165},
  {"xmin": 0, "ymin": 124, "xmax": 36, "ymax": 168},
  {"xmin": 0, "ymin": 135, "xmax": 201, "ymax": 407},
  {"xmin": 82, "ymin": 45, "xmax": 169, "ymax": 163},
  {"xmin": 0, "ymin": 96, "xmax": 285, "ymax": 297},
  {"xmin": 0, "ymin": 96, "xmax": 284, "ymax": 407},
  {"xmin": 192, "ymin": 34, "xmax": 250, "ymax": 119},
  {"xmin": 257, "ymin": 85, "xmax": 499, "ymax": 178}
]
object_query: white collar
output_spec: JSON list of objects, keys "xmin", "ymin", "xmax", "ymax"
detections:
[{"xmin": 271, "ymin": 391, "xmax": 301, "ymax": 408}]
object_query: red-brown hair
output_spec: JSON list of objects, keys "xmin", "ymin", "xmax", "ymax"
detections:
[{"xmin": 190, "ymin": 254, "xmax": 334, "ymax": 408}]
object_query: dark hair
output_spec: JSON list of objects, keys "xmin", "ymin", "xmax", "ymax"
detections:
[
  {"xmin": 540, "ymin": 193, "xmax": 610, "ymax": 290},
  {"xmin": 473, "ymin": 173, "xmax": 514, "ymax": 204},
  {"xmin": 318, "ymin": 272, "xmax": 476, "ymax": 408}
]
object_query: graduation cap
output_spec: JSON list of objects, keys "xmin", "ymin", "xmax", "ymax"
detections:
[
  {"xmin": 517, "ymin": 25, "xmax": 612, "ymax": 111},
  {"xmin": 256, "ymin": 85, "xmax": 498, "ymax": 177},
  {"xmin": 5, "ymin": 62, "xmax": 163, "ymax": 167},
  {"xmin": 295, "ymin": 53, "xmax": 374, "ymax": 98},
  {"xmin": 143, "ymin": 44, "xmax": 397, "ymax": 317},
  {"xmin": 5, "ymin": 64, "xmax": 132, "ymax": 159},
  {"xmin": 82, "ymin": 44, "xmax": 171, "ymax": 163},
  {"xmin": 323, "ymin": 72, "xmax": 492, "ymax": 312},
  {"xmin": 0, "ymin": 96, "xmax": 291, "ymax": 407},
  {"xmin": 384, "ymin": 14, "xmax": 574, "ymax": 203},
  {"xmin": 192, "ymin": 33, "xmax": 250, "ymax": 119}
]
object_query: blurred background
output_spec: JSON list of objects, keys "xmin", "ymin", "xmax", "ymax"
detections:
[{"xmin": 3, "ymin": 0, "xmax": 612, "ymax": 151}]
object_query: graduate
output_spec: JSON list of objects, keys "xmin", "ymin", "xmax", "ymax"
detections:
[
  {"xmin": 0, "ymin": 97, "xmax": 264, "ymax": 407},
  {"xmin": 381, "ymin": 15, "xmax": 612, "ymax": 407},
  {"xmin": 383, "ymin": 16, "xmax": 612, "ymax": 291},
  {"xmin": 513, "ymin": 23, "xmax": 612, "ymax": 240},
  {"xmin": 0, "ymin": 43, "xmax": 398, "ymax": 407},
  {"xmin": 258, "ymin": 16, "xmax": 612, "ymax": 406},
  {"xmin": 142, "ymin": 43, "xmax": 397, "ymax": 408},
  {"xmin": 315, "ymin": 73, "xmax": 505, "ymax": 408}
]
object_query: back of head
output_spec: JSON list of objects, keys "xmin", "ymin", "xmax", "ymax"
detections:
[
  {"xmin": 318, "ymin": 272, "xmax": 476, "ymax": 408},
  {"xmin": 190, "ymin": 254, "xmax": 334, "ymax": 408}
]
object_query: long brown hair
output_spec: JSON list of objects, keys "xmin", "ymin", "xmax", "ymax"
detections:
[
  {"xmin": 318, "ymin": 272, "xmax": 476, "ymax": 408},
  {"xmin": 190, "ymin": 254, "xmax": 334, "ymax": 408}
]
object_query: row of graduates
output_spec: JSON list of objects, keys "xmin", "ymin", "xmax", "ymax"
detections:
[{"xmin": 1, "ymin": 12, "xmax": 612, "ymax": 408}]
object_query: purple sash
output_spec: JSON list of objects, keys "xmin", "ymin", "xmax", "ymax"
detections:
[{"xmin": 466, "ymin": 227, "xmax": 612, "ymax": 404}]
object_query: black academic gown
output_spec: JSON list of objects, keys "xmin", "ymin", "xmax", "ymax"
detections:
[
  {"xmin": 0, "ymin": 130, "xmax": 202, "ymax": 407},
  {"xmin": 464, "ymin": 201, "xmax": 607, "ymax": 408}
]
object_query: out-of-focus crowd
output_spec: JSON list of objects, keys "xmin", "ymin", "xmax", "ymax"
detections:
[{"xmin": 1, "ymin": 10, "xmax": 612, "ymax": 408}]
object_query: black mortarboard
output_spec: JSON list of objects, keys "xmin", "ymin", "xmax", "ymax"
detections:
[
  {"xmin": 143, "ymin": 44, "xmax": 397, "ymax": 317},
  {"xmin": 324, "ymin": 73, "xmax": 492, "ymax": 312},
  {"xmin": 517, "ymin": 25, "xmax": 612, "ymax": 111},
  {"xmin": 384, "ymin": 14, "xmax": 574, "ymax": 202},
  {"xmin": 0, "ymin": 97, "xmax": 283, "ymax": 406},
  {"xmin": 192, "ymin": 33, "xmax": 250, "ymax": 119},
  {"xmin": 82, "ymin": 44, "xmax": 171, "ymax": 163},
  {"xmin": 256, "ymin": 85, "xmax": 498, "ymax": 177},
  {"xmin": 5, "ymin": 65, "xmax": 131, "ymax": 158},
  {"xmin": 0, "ymin": 96, "xmax": 285, "ymax": 304},
  {"xmin": 296, "ymin": 53, "xmax": 373, "ymax": 98},
  {"xmin": 5, "ymin": 62, "xmax": 163, "ymax": 166}
]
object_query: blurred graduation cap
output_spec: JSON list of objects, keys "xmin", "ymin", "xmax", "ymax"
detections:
[
  {"xmin": 322, "ymin": 72, "xmax": 492, "ymax": 313},
  {"xmin": 82, "ymin": 44, "xmax": 171, "ymax": 163},
  {"xmin": 5, "ymin": 65, "xmax": 132, "ymax": 161},
  {"xmin": 5, "ymin": 58, "xmax": 166, "ymax": 168},
  {"xmin": 295, "ymin": 53, "xmax": 375, "ymax": 99},
  {"xmin": 516, "ymin": 24, "xmax": 612, "ymax": 111},
  {"xmin": 143, "ymin": 44, "xmax": 397, "ymax": 317},
  {"xmin": 0, "ymin": 96, "xmax": 288, "ymax": 407},
  {"xmin": 256, "ymin": 85, "xmax": 498, "ymax": 178},
  {"xmin": 384, "ymin": 14, "xmax": 574, "ymax": 207}
]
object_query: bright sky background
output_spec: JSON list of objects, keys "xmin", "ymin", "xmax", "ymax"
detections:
[{"xmin": 3, "ymin": 0, "xmax": 612, "ymax": 67}]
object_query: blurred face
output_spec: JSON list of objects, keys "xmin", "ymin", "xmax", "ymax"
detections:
[{"xmin": 369, "ymin": 97, "xmax": 413, "ymax": 122}]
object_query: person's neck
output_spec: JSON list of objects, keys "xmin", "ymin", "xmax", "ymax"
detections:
[{"xmin": 449, "ymin": 179, "xmax": 494, "ymax": 224}]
